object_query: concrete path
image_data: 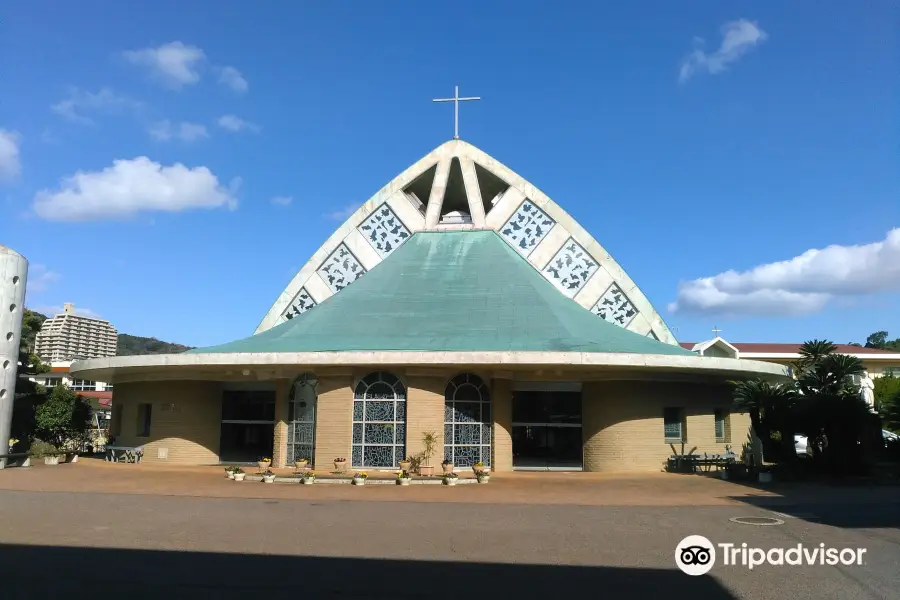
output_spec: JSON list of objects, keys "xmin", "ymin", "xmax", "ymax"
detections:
[{"xmin": 0, "ymin": 460, "xmax": 898, "ymax": 599}]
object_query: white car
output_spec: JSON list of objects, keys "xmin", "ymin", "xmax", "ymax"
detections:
[{"xmin": 795, "ymin": 430, "xmax": 898, "ymax": 456}]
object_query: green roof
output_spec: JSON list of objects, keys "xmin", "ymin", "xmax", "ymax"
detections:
[{"xmin": 191, "ymin": 231, "xmax": 693, "ymax": 356}]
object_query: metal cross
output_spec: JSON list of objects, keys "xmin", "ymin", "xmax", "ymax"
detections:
[
  {"xmin": 432, "ymin": 86, "xmax": 481, "ymax": 140},
  {"xmin": 712, "ymin": 326, "xmax": 722, "ymax": 337}
]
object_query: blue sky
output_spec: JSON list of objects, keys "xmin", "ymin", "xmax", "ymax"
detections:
[{"xmin": 2, "ymin": 1, "xmax": 898, "ymax": 347}]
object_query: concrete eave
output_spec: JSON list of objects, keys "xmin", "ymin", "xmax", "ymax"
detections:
[{"xmin": 71, "ymin": 352, "xmax": 792, "ymax": 384}]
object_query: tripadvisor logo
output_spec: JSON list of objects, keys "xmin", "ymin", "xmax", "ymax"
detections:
[{"xmin": 675, "ymin": 535, "xmax": 867, "ymax": 575}]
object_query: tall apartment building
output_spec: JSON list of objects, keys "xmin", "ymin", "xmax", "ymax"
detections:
[{"xmin": 35, "ymin": 303, "xmax": 118, "ymax": 361}]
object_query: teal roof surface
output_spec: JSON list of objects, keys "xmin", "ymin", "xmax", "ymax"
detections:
[{"xmin": 191, "ymin": 231, "xmax": 693, "ymax": 356}]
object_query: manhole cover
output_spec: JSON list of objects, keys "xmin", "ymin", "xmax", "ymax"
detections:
[{"xmin": 729, "ymin": 516, "xmax": 784, "ymax": 526}]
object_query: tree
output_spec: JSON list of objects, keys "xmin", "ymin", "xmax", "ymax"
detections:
[
  {"xmin": 10, "ymin": 310, "xmax": 52, "ymax": 448},
  {"xmin": 866, "ymin": 331, "xmax": 888, "ymax": 349},
  {"xmin": 732, "ymin": 379, "xmax": 799, "ymax": 462},
  {"xmin": 34, "ymin": 385, "xmax": 91, "ymax": 450}
]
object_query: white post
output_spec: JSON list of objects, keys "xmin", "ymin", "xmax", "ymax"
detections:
[{"xmin": 0, "ymin": 246, "xmax": 28, "ymax": 467}]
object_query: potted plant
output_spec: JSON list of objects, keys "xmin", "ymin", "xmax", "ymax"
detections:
[
  {"xmin": 441, "ymin": 458, "xmax": 454, "ymax": 475},
  {"xmin": 302, "ymin": 471, "xmax": 316, "ymax": 484},
  {"xmin": 397, "ymin": 470, "xmax": 411, "ymax": 486},
  {"xmin": 419, "ymin": 431, "xmax": 437, "ymax": 476},
  {"xmin": 399, "ymin": 456, "xmax": 413, "ymax": 472},
  {"xmin": 476, "ymin": 471, "xmax": 490, "ymax": 484},
  {"xmin": 472, "ymin": 460, "xmax": 486, "ymax": 474},
  {"xmin": 233, "ymin": 467, "xmax": 246, "ymax": 481},
  {"xmin": 441, "ymin": 472, "xmax": 459, "ymax": 486},
  {"xmin": 295, "ymin": 458, "xmax": 309, "ymax": 470},
  {"xmin": 261, "ymin": 469, "xmax": 277, "ymax": 484},
  {"xmin": 258, "ymin": 457, "xmax": 272, "ymax": 470},
  {"xmin": 225, "ymin": 466, "xmax": 236, "ymax": 479},
  {"xmin": 8, "ymin": 437, "xmax": 18, "ymax": 453},
  {"xmin": 334, "ymin": 457, "xmax": 348, "ymax": 473},
  {"xmin": 31, "ymin": 440, "xmax": 61, "ymax": 465},
  {"xmin": 352, "ymin": 472, "xmax": 368, "ymax": 486}
]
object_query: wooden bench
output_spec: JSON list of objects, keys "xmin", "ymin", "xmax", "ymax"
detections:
[
  {"xmin": 0, "ymin": 453, "xmax": 31, "ymax": 469},
  {"xmin": 105, "ymin": 446, "xmax": 144, "ymax": 463}
]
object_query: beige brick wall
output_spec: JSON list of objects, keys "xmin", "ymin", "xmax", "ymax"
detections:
[
  {"xmin": 112, "ymin": 381, "xmax": 222, "ymax": 465},
  {"xmin": 583, "ymin": 381, "xmax": 747, "ymax": 472},
  {"xmin": 405, "ymin": 376, "xmax": 446, "ymax": 466},
  {"xmin": 491, "ymin": 378, "xmax": 513, "ymax": 472},
  {"xmin": 313, "ymin": 376, "xmax": 353, "ymax": 471},
  {"xmin": 272, "ymin": 379, "xmax": 290, "ymax": 468}
]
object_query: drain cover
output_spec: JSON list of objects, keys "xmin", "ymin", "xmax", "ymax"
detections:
[{"xmin": 729, "ymin": 516, "xmax": 784, "ymax": 526}]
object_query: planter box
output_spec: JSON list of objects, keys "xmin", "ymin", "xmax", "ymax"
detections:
[
  {"xmin": 443, "ymin": 478, "xmax": 458, "ymax": 486},
  {"xmin": 477, "ymin": 475, "xmax": 490, "ymax": 484},
  {"xmin": 334, "ymin": 461, "xmax": 348, "ymax": 473},
  {"xmin": 398, "ymin": 478, "xmax": 411, "ymax": 486},
  {"xmin": 263, "ymin": 475, "xmax": 276, "ymax": 484},
  {"xmin": 234, "ymin": 473, "xmax": 246, "ymax": 481},
  {"xmin": 44, "ymin": 456, "xmax": 60, "ymax": 466},
  {"xmin": 419, "ymin": 465, "xmax": 435, "ymax": 476},
  {"xmin": 352, "ymin": 477, "xmax": 366, "ymax": 486},
  {"xmin": 257, "ymin": 461, "xmax": 271, "ymax": 470},
  {"xmin": 302, "ymin": 477, "xmax": 315, "ymax": 484}
]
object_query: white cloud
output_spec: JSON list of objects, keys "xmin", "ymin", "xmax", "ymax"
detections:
[
  {"xmin": 217, "ymin": 114, "xmax": 260, "ymax": 133},
  {"xmin": 122, "ymin": 41, "xmax": 206, "ymax": 88},
  {"xmin": 32, "ymin": 157, "xmax": 238, "ymax": 222},
  {"xmin": 669, "ymin": 228, "xmax": 900, "ymax": 317},
  {"xmin": 217, "ymin": 66, "xmax": 248, "ymax": 93},
  {"xmin": 32, "ymin": 304, "xmax": 102, "ymax": 319},
  {"xmin": 271, "ymin": 195, "xmax": 292, "ymax": 207},
  {"xmin": 0, "ymin": 129, "xmax": 22, "ymax": 182},
  {"xmin": 323, "ymin": 204, "xmax": 357, "ymax": 221},
  {"xmin": 25, "ymin": 264, "xmax": 60, "ymax": 293},
  {"xmin": 148, "ymin": 120, "xmax": 209, "ymax": 142},
  {"xmin": 51, "ymin": 87, "xmax": 140, "ymax": 124},
  {"xmin": 679, "ymin": 19, "xmax": 767, "ymax": 84}
]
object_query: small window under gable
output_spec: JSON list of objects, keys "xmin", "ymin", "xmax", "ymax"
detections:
[
  {"xmin": 474, "ymin": 162, "xmax": 510, "ymax": 216},
  {"xmin": 404, "ymin": 163, "xmax": 437, "ymax": 216}
]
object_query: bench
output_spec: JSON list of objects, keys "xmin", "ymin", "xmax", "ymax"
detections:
[
  {"xmin": 0, "ymin": 453, "xmax": 31, "ymax": 469},
  {"xmin": 105, "ymin": 446, "xmax": 144, "ymax": 463},
  {"xmin": 693, "ymin": 453, "xmax": 737, "ymax": 473}
]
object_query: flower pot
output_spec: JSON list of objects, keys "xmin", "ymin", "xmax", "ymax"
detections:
[
  {"xmin": 443, "ymin": 477, "xmax": 458, "ymax": 486},
  {"xmin": 258, "ymin": 460, "xmax": 271, "ymax": 470},
  {"xmin": 398, "ymin": 478, "xmax": 411, "ymax": 486},
  {"xmin": 419, "ymin": 465, "xmax": 434, "ymax": 477},
  {"xmin": 302, "ymin": 477, "xmax": 315, "ymax": 484},
  {"xmin": 226, "ymin": 471, "xmax": 235, "ymax": 479},
  {"xmin": 758, "ymin": 472, "xmax": 773, "ymax": 484},
  {"xmin": 399, "ymin": 461, "xmax": 412, "ymax": 472},
  {"xmin": 334, "ymin": 460, "xmax": 347, "ymax": 473},
  {"xmin": 263, "ymin": 475, "xmax": 276, "ymax": 484},
  {"xmin": 477, "ymin": 475, "xmax": 490, "ymax": 484},
  {"xmin": 44, "ymin": 456, "xmax": 60, "ymax": 466},
  {"xmin": 295, "ymin": 460, "xmax": 308, "ymax": 470},
  {"xmin": 472, "ymin": 466, "xmax": 485, "ymax": 475},
  {"xmin": 352, "ymin": 477, "xmax": 366, "ymax": 486},
  {"xmin": 441, "ymin": 463, "xmax": 454, "ymax": 475},
  {"xmin": 234, "ymin": 473, "xmax": 246, "ymax": 481}
]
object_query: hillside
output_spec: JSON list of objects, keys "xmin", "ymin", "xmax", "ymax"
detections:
[{"xmin": 24, "ymin": 309, "xmax": 194, "ymax": 357}]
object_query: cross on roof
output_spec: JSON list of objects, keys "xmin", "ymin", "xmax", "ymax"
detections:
[
  {"xmin": 432, "ymin": 86, "xmax": 481, "ymax": 140},
  {"xmin": 712, "ymin": 326, "xmax": 722, "ymax": 337}
]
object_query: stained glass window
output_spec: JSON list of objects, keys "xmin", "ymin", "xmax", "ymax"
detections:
[
  {"xmin": 352, "ymin": 372, "xmax": 406, "ymax": 468},
  {"xmin": 443, "ymin": 373, "xmax": 492, "ymax": 468},
  {"xmin": 287, "ymin": 373, "xmax": 317, "ymax": 464}
]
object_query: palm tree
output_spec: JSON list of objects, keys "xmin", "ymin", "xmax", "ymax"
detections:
[{"xmin": 732, "ymin": 379, "xmax": 799, "ymax": 462}]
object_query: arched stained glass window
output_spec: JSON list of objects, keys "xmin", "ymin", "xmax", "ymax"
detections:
[
  {"xmin": 443, "ymin": 373, "xmax": 491, "ymax": 468},
  {"xmin": 352, "ymin": 372, "xmax": 406, "ymax": 468}
]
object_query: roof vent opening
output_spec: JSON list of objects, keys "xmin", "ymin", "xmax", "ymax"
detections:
[
  {"xmin": 440, "ymin": 210, "xmax": 472, "ymax": 225},
  {"xmin": 404, "ymin": 163, "xmax": 437, "ymax": 216},
  {"xmin": 474, "ymin": 163, "xmax": 510, "ymax": 216},
  {"xmin": 440, "ymin": 157, "xmax": 470, "ymax": 216}
]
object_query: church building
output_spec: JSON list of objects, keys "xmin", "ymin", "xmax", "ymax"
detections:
[{"xmin": 71, "ymin": 139, "xmax": 789, "ymax": 472}]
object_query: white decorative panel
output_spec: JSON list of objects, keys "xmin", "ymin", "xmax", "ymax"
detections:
[
  {"xmin": 542, "ymin": 238, "xmax": 598, "ymax": 298},
  {"xmin": 592, "ymin": 283, "xmax": 638, "ymax": 328},
  {"xmin": 499, "ymin": 200, "xmax": 555, "ymax": 257},
  {"xmin": 358, "ymin": 203, "xmax": 411, "ymax": 258},
  {"xmin": 317, "ymin": 243, "xmax": 366, "ymax": 293},
  {"xmin": 282, "ymin": 287, "xmax": 317, "ymax": 320},
  {"xmin": 647, "ymin": 330, "xmax": 659, "ymax": 340}
]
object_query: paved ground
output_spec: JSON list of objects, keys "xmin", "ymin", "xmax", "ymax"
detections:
[{"xmin": 0, "ymin": 460, "xmax": 898, "ymax": 599}]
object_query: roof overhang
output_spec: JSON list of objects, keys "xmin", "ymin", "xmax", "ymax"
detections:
[
  {"xmin": 71, "ymin": 351, "xmax": 792, "ymax": 384},
  {"xmin": 740, "ymin": 352, "xmax": 900, "ymax": 361}
]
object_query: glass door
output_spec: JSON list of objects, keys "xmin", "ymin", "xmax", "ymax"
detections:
[{"xmin": 511, "ymin": 388, "xmax": 583, "ymax": 470}]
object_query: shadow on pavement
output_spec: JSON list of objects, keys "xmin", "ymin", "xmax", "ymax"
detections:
[{"xmin": 0, "ymin": 543, "xmax": 736, "ymax": 600}]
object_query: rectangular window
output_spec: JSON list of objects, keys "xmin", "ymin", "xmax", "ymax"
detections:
[
  {"xmin": 136, "ymin": 403, "xmax": 152, "ymax": 437},
  {"xmin": 884, "ymin": 367, "xmax": 900, "ymax": 377},
  {"xmin": 664, "ymin": 407, "xmax": 685, "ymax": 442},
  {"xmin": 714, "ymin": 409, "xmax": 730, "ymax": 442}
]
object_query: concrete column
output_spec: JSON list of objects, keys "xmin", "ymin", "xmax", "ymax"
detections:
[
  {"xmin": 491, "ymin": 378, "xmax": 513, "ymax": 471},
  {"xmin": 406, "ymin": 376, "xmax": 446, "ymax": 466},
  {"xmin": 272, "ymin": 379, "xmax": 289, "ymax": 468},
  {"xmin": 313, "ymin": 375, "xmax": 353, "ymax": 471},
  {"xmin": 0, "ymin": 246, "xmax": 27, "ymax": 468}
]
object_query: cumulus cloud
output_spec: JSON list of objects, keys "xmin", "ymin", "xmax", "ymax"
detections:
[
  {"xmin": 148, "ymin": 120, "xmax": 209, "ymax": 142},
  {"xmin": 217, "ymin": 66, "xmax": 248, "ymax": 93},
  {"xmin": 669, "ymin": 229, "xmax": 900, "ymax": 316},
  {"xmin": 679, "ymin": 19, "xmax": 767, "ymax": 84},
  {"xmin": 51, "ymin": 87, "xmax": 140, "ymax": 124},
  {"xmin": 271, "ymin": 195, "xmax": 292, "ymax": 207},
  {"xmin": 25, "ymin": 264, "xmax": 60, "ymax": 293},
  {"xmin": 32, "ymin": 157, "xmax": 238, "ymax": 221},
  {"xmin": 217, "ymin": 114, "xmax": 260, "ymax": 133},
  {"xmin": 0, "ymin": 129, "xmax": 22, "ymax": 182},
  {"xmin": 122, "ymin": 41, "xmax": 206, "ymax": 88},
  {"xmin": 323, "ymin": 204, "xmax": 357, "ymax": 221}
]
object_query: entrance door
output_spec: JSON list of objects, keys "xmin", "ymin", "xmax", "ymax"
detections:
[
  {"xmin": 219, "ymin": 388, "xmax": 276, "ymax": 463},
  {"xmin": 511, "ymin": 385, "xmax": 582, "ymax": 470}
]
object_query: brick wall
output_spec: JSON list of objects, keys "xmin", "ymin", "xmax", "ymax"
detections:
[
  {"xmin": 112, "ymin": 381, "xmax": 222, "ymax": 465},
  {"xmin": 272, "ymin": 379, "xmax": 290, "ymax": 468},
  {"xmin": 583, "ymin": 381, "xmax": 748, "ymax": 472},
  {"xmin": 491, "ymin": 378, "xmax": 513, "ymax": 472},
  {"xmin": 312, "ymin": 375, "xmax": 353, "ymax": 471}
]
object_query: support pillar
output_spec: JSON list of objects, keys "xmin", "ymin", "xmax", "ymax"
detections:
[
  {"xmin": 406, "ymin": 376, "xmax": 446, "ymax": 466},
  {"xmin": 0, "ymin": 247, "xmax": 27, "ymax": 469},
  {"xmin": 272, "ymin": 379, "xmax": 289, "ymax": 468},
  {"xmin": 491, "ymin": 378, "xmax": 513, "ymax": 471}
]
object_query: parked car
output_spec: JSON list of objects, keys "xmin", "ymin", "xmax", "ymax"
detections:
[{"xmin": 795, "ymin": 430, "xmax": 899, "ymax": 456}]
